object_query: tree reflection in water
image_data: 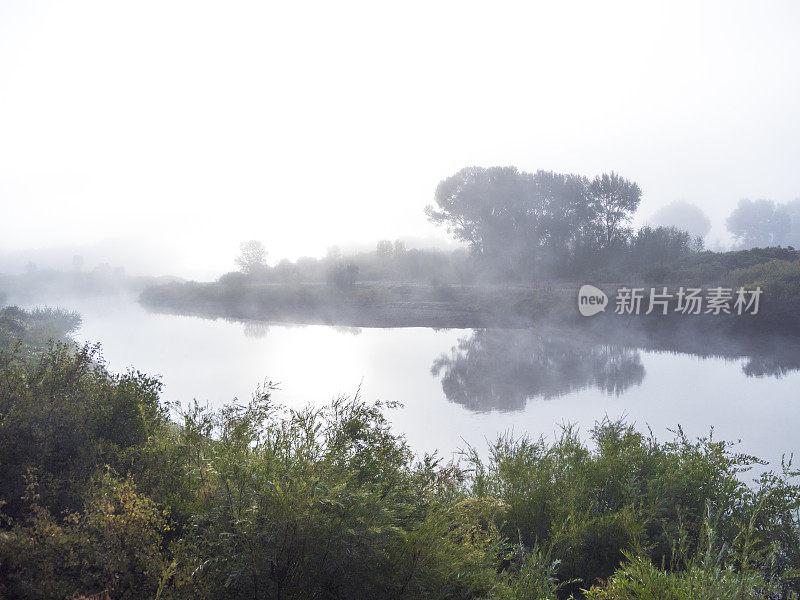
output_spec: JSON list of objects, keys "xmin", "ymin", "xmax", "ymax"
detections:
[{"xmin": 431, "ymin": 329, "xmax": 645, "ymax": 412}]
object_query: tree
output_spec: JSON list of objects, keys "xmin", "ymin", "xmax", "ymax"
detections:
[
  {"xmin": 326, "ymin": 261, "xmax": 359, "ymax": 290},
  {"xmin": 726, "ymin": 199, "xmax": 790, "ymax": 248},
  {"xmin": 376, "ymin": 240, "xmax": 393, "ymax": 258},
  {"xmin": 425, "ymin": 166, "xmax": 642, "ymax": 276},
  {"xmin": 425, "ymin": 166, "xmax": 532, "ymax": 256},
  {"xmin": 235, "ymin": 240, "xmax": 267, "ymax": 275},
  {"xmin": 631, "ymin": 225, "xmax": 693, "ymax": 267},
  {"xmin": 648, "ymin": 201, "xmax": 711, "ymax": 239},
  {"xmin": 587, "ymin": 172, "xmax": 642, "ymax": 248},
  {"xmin": 781, "ymin": 198, "xmax": 800, "ymax": 248}
]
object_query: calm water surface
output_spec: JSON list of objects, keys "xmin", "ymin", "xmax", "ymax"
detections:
[{"xmin": 24, "ymin": 295, "xmax": 800, "ymax": 473}]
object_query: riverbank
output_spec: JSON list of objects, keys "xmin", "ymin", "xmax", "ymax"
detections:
[
  {"xmin": 138, "ymin": 280, "xmax": 561, "ymax": 327},
  {"xmin": 2, "ymin": 317, "xmax": 799, "ymax": 600},
  {"xmin": 139, "ymin": 279, "xmax": 800, "ymax": 334}
]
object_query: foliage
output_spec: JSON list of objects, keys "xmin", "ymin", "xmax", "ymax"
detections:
[
  {"xmin": 235, "ymin": 240, "xmax": 268, "ymax": 276},
  {"xmin": 0, "ymin": 472, "xmax": 169, "ymax": 600},
  {"xmin": 424, "ymin": 167, "xmax": 645, "ymax": 278},
  {"xmin": 0, "ymin": 305, "xmax": 81, "ymax": 354},
  {"xmin": 730, "ymin": 258, "xmax": 800, "ymax": 301},
  {"xmin": 727, "ymin": 199, "xmax": 792, "ymax": 249},
  {"xmin": 167, "ymin": 394, "xmax": 507, "ymax": 600},
  {"xmin": 633, "ymin": 225, "xmax": 694, "ymax": 261},
  {"xmin": 1, "ymin": 324, "xmax": 800, "ymax": 599},
  {"xmin": 587, "ymin": 171, "xmax": 642, "ymax": 249},
  {"xmin": 644, "ymin": 247, "xmax": 800, "ymax": 285},
  {"xmin": 0, "ymin": 342, "xmax": 165, "ymax": 519},
  {"xmin": 326, "ymin": 260, "xmax": 359, "ymax": 290},
  {"xmin": 468, "ymin": 419, "xmax": 800, "ymax": 598},
  {"xmin": 584, "ymin": 554, "xmax": 772, "ymax": 600}
]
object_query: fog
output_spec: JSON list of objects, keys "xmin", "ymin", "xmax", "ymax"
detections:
[{"xmin": 2, "ymin": 1, "xmax": 799, "ymax": 278}]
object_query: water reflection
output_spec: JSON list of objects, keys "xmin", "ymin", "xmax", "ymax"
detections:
[
  {"xmin": 242, "ymin": 320, "xmax": 271, "ymax": 338},
  {"xmin": 740, "ymin": 355, "xmax": 800, "ymax": 378},
  {"xmin": 431, "ymin": 325, "xmax": 800, "ymax": 412},
  {"xmin": 431, "ymin": 329, "xmax": 645, "ymax": 412}
]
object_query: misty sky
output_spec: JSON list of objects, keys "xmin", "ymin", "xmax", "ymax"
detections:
[{"xmin": 1, "ymin": 0, "xmax": 799, "ymax": 278}]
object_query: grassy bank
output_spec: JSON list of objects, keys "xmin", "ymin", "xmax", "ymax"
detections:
[{"xmin": 1, "ymin": 307, "xmax": 799, "ymax": 599}]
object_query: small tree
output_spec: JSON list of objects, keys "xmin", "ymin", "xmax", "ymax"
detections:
[{"xmin": 235, "ymin": 240, "xmax": 268, "ymax": 276}]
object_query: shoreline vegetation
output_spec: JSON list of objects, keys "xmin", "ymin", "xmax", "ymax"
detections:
[
  {"xmin": 138, "ymin": 243, "xmax": 800, "ymax": 333},
  {"xmin": 1, "ymin": 306, "xmax": 799, "ymax": 600},
  {"xmin": 139, "ymin": 276, "xmax": 800, "ymax": 332}
]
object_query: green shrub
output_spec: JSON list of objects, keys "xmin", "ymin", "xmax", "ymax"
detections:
[
  {"xmin": 730, "ymin": 258, "xmax": 800, "ymax": 301},
  {"xmin": 0, "ymin": 472, "xmax": 169, "ymax": 600},
  {"xmin": 468, "ymin": 420, "xmax": 800, "ymax": 597},
  {"xmin": 584, "ymin": 554, "xmax": 773, "ymax": 600}
]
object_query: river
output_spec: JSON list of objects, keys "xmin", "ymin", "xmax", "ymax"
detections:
[{"xmin": 20, "ymin": 294, "xmax": 800, "ymax": 475}]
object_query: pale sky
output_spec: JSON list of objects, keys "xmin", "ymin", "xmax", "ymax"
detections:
[{"xmin": 1, "ymin": 0, "xmax": 799, "ymax": 278}]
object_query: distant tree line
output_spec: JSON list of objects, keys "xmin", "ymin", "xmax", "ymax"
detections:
[
  {"xmin": 227, "ymin": 170, "xmax": 800, "ymax": 289},
  {"xmin": 652, "ymin": 197, "xmax": 800, "ymax": 251},
  {"xmin": 228, "ymin": 239, "xmax": 474, "ymax": 288}
]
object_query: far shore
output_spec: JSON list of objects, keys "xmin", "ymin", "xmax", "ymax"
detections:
[{"xmin": 138, "ymin": 280, "xmax": 800, "ymax": 334}]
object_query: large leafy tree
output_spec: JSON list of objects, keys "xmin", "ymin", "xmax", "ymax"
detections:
[
  {"xmin": 425, "ymin": 166, "xmax": 527, "ymax": 255},
  {"xmin": 425, "ymin": 166, "xmax": 641, "ymax": 275}
]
